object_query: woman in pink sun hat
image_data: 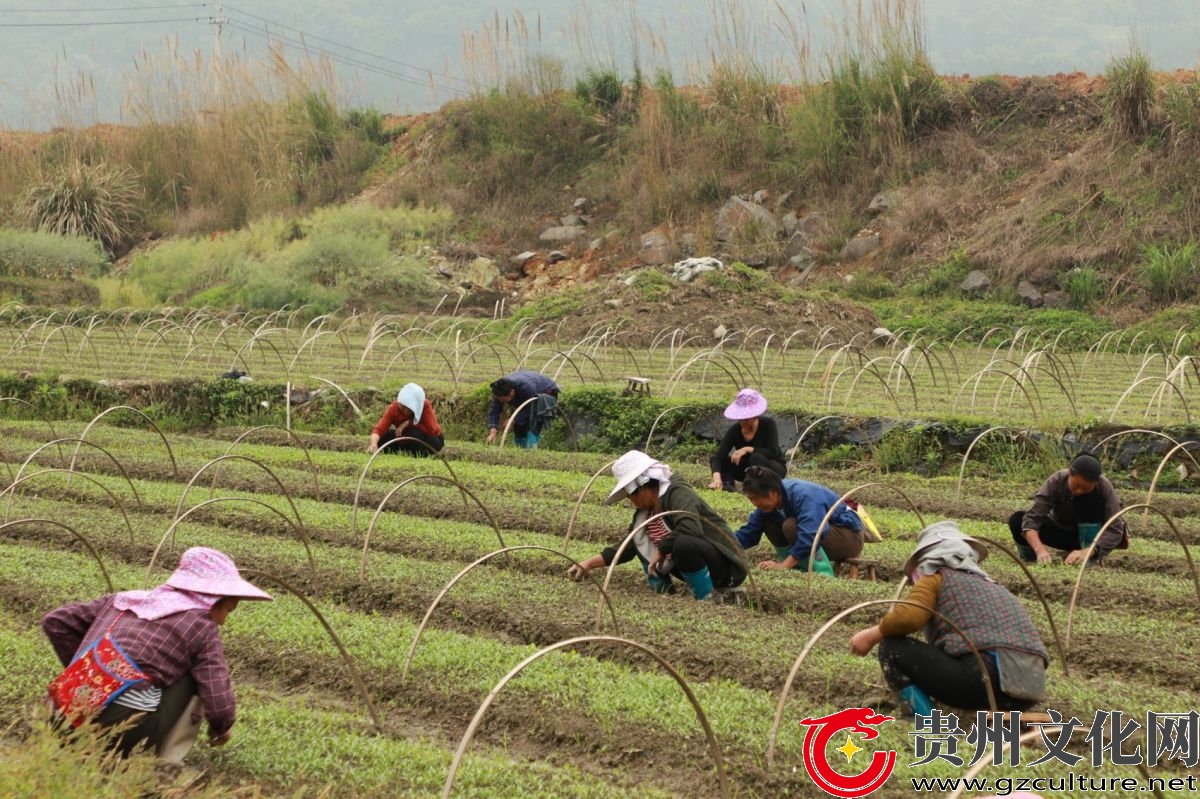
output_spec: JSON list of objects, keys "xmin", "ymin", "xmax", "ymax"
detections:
[
  {"xmin": 42, "ymin": 547, "xmax": 272, "ymax": 764},
  {"xmin": 707, "ymin": 388, "xmax": 787, "ymax": 492}
]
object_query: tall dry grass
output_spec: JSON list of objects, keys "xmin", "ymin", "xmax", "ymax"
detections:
[{"xmin": 1, "ymin": 36, "xmax": 387, "ymax": 244}]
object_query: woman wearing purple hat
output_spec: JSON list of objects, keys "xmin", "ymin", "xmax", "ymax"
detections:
[
  {"xmin": 42, "ymin": 547, "xmax": 272, "ymax": 763},
  {"xmin": 707, "ymin": 388, "xmax": 787, "ymax": 492}
]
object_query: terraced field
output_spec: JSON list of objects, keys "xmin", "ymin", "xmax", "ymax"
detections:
[{"xmin": 1, "ymin": 408, "xmax": 1198, "ymax": 797}]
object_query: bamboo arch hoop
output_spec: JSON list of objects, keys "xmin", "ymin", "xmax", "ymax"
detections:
[
  {"xmin": 805, "ymin": 483, "xmax": 927, "ymax": 590},
  {"xmin": 596, "ymin": 509, "xmax": 757, "ymax": 628},
  {"xmin": 441, "ymin": 635, "xmax": 729, "ymax": 799},
  {"xmin": 972, "ymin": 537, "xmax": 1068, "ymax": 676},
  {"xmin": 12, "ymin": 438, "xmax": 142, "ymax": 508},
  {"xmin": 496, "ymin": 396, "xmax": 545, "ymax": 449},
  {"xmin": 147, "ymin": 496, "xmax": 316, "ymax": 583},
  {"xmin": 765, "ymin": 599, "xmax": 998, "ymax": 768},
  {"xmin": 787, "ymin": 415, "xmax": 841, "ymax": 466},
  {"xmin": 0, "ymin": 398, "xmax": 61, "ymax": 454},
  {"xmin": 350, "ymin": 439, "xmax": 464, "ymax": 540},
  {"xmin": 1065, "ymin": 503, "xmax": 1200, "ymax": 653},
  {"xmin": 68, "ymin": 406, "xmax": 178, "ymax": 482},
  {"xmin": 1143, "ymin": 441, "xmax": 1200, "ymax": 512},
  {"xmin": 0, "ymin": 469, "xmax": 137, "ymax": 545},
  {"xmin": 173, "ymin": 455, "xmax": 304, "ymax": 536},
  {"xmin": 561, "ymin": 459, "xmax": 618, "ymax": 553},
  {"xmin": 0, "ymin": 518, "xmax": 113, "ymax": 591},
  {"xmin": 219, "ymin": 425, "xmax": 321, "ymax": 500},
  {"xmin": 400, "ymin": 545, "xmax": 622, "ymax": 683},
  {"xmin": 238, "ymin": 569, "xmax": 382, "ymax": 732},
  {"xmin": 955, "ymin": 426, "xmax": 1035, "ymax": 499},
  {"xmin": 359, "ymin": 474, "xmax": 506, "ymax": 579},
  {"xmin": 947, "ymin": 729, "xmax": 1164, "ymax": 799}
]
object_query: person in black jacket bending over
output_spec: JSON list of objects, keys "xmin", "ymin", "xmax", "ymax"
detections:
[{"xmin": 707, "ymin": 388, "xmax": 787, "ymax": 492}]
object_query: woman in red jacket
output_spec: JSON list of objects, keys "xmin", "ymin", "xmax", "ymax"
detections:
[{"xmin": 368, "ymin": 382, "xmax": 444, "ymax": 456}]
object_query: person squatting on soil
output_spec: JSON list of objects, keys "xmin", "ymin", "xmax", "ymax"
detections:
[
  {"xmin": 368, "ymin": 382, "xmax": 444, "ymax": 456},
  {"xmin": 565, "ymin": 450, "xmax": 747, "ymax": 600},
  {"xmin": 485, "ymin": 370, "xmax": 559, "ymax": 449},
  {"xmin": 734, "ymin": 467, "xmax": 865, "ymax": 576},
  {"xmin": 42, "ymin": 547, "xmax": 272, "ymax": 763},
  {"xmin": 1008, "ymin": 453, "xmax": 1128, "ymax": 565},
  {"xmin": 706, "ymin": 388, "xmax": 787, "ymax": 492},
  {"xmin": 849, "ymin": 521, "xmax": 1049, "ymax": 715}
]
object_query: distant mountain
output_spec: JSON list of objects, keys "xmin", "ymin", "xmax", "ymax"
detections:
[{"xmin": 1, "ymin": 0, "xmax": 1196, "ymax": 129}]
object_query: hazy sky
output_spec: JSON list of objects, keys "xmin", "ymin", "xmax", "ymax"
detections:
[{"xmin": 0, "ymin": 0, "xmax": 1196, "ymax": 128}]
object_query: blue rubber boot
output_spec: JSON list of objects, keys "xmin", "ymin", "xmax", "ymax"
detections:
[
  {"xmin": 641, "ymin": 561, "xmax": 672, "ymax": 594},
  {"xmin": 899, "ymin": 684, "xmax": 934, "ymax": 718},
  {"xmin": 679, "ymin": 566, "xmax": 714, "ymax": 601}
]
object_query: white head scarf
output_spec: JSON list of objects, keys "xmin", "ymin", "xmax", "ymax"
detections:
[{"xmin": 397, "ymin": 383, "xmax": 425, "ymax": 424}]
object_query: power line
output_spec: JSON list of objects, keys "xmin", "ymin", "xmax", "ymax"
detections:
[
  {"xmin": 0, "ymin": 15, "xmax": 203, "ymax": 26},
  {"xmin": 223, "ymin": 18, "xmax": 468, "ymax": 96},
  {"xmin": 0, "ymin": 4, "xmax": 205, "ymax": 11},
  {"xmin": 220, "ymin": 3, "xmax": 477, "ymax": 90}
]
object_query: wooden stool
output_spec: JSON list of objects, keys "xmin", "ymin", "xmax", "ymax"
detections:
[
  {"xmin": 622, "ymin": 376, "xmax": 651, "ymax": 397},
  {"xmin": 843, "ymin": 558, "xmax": 879, "ymax": 581}
]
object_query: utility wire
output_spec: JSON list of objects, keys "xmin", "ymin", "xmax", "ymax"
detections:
[
  {"xmin": 0, "ymin": 16, "xmax": 202, "ymax": 26},
  {"xmin": 221, "ymin": 3, "xmax": 477, "ymax": 90},
  {"xmin": 0, "ymin": 4, "xmax": 205, "ymax": 11},
  {"xmin": 224, "ymin": 18, "xmax": 468, "ymax": 96}
]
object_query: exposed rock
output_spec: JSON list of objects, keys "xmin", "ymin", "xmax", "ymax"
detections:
[
  {"xmin": 604, "ymin": 298, "xmax": 623, "ymax": 309},
  {"xmin": 960, "ymin": 269, "xmax": 991, "ymax": 295},
  {"xmin": 867, "ymin": 192, "xmax": 890, "ymax": 214},
  {"xmin": 1042, "ymin": 290, "xmax": 1068, "ymax": 308},
  {"xmin": 782, "ymin": 212, "xmax": 799, "ymax": 238},
  {"xmin": 671, "ymin": 256, "xmax": 723, "ymax": 283},
  {"xmin": 712, "ymin": 324, "xmax": 728, "ymax": 340},
  {"xmin": 716, "ymin": 196, "xmax": 781, "ymax": 243},
  {"xmin": 639, "ymin": 226, "xmax": 674, "ymax": 266},
  {"xmin": 465, "ymin": 257, "xmax": 499, "ymax": 289},
  {"xmin": 511, "ymin": 251, "xmax": 536, "ymax": 266},
  {"xmin": 741, "ymin": 254, "xmax": 770, "ymax": 269},
  {"xmin": 677, "ymin": 231, "xmax": 698, "ymax": 257},
  {"xmin": 841, "ymin": 231, "xmax": 882, "ymax": 260},
  {"xmin": 535, "ymin": 216, "xmax": 560, "ymax": 235},
  {"xmin": 1027, "ymin": 267, "xmax": 1057, "ymax": 288},
  {"xmin": 788, "ymin": 250, "xmax": 815, "ymax": 270},
  {"xmin": 572, "ymin": 197, "xmax": 588, "ymax": 211},
  {"xmin": 752, "ymin": 189, "xmax": 771, "ymax": 204},
  {"xmin": 785, "ymin": 230, "xmax": 811, "ymax": 258},
  {"xmin": 1018, "ymin": 280, "xmax": 1044, "ymax": 307},
  {"xmin": 588, "ymin": 238, "xmax": 604, "ymax": 252},
  {"xmin": 797, "ymin": 212, "xmax": 823, "ymax": 238},
  {"xmin": 560, "ymin": 214, "xmax": 584, "ymax": 227},
  {"xmin": 546, "ymin": 250, "xmax": 568, "ymax": 264},
  {"xmin": 774, "ymin": 191, "xmax": 793, "ymax": 211},
  {"xmin": 540, "ymin": 225, "xmax": 587, "ymax": 244},
  {"xmin": 872, "ymin": 326, "xmax": 896, "ymax": 342}
]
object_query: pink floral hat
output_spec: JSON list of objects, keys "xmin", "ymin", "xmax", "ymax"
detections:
[
  {"xmin": 166, "ymin": 547, "xmax": 272, "ymax": 601},
  {"xmin": 723, "ymin": 388, "xmax": 767, "ymax": 420}
]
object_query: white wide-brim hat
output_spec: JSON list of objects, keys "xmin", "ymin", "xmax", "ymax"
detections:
[
  {"xmin": 724, "ymin": 388, "xmax": 768, "ymax": 420},
  {"xmin": 167, "ymin": 547, "xmax": 273, "ymax": 601},
  {"xmin": 605, "ymin": 450, "xmax": 666, "ymax": 505}
]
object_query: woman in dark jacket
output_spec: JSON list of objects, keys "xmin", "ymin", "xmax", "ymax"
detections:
[
  {"xmin": 566, "ymin": 450, "xmax": 746, "ymax": 600},
  {"xmin": 708, "ymin": 388, "xmax": 786, "ymax": 491}
]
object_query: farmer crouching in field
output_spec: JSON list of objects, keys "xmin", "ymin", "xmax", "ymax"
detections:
[
  {"xmin": 849, "ymin": 521, "xmax": 1049, "ymax": 716},
  {"xmin": 565, "ymin": 450, "xmax": 747, "ymax": 601},
  {"xmin": 1008, "ymin": 453, "xmax": 1128, "ymax": 565},
  {"xmin": 42, "ymin": 547, "xmax": 272, "ymax": 762},
  {"xmin": 707, "ymin": 388, "xmax": 787, "ymax": 492},
  {"xmin": 485, "ymin": 370, "xmax": 559, "ymax": 449},
  {"xmin": 733, "ymin": 467, "xmax": 868, "ymax": 576},
  {"xmin": 368, "ymin": 383, "xmax": 444, "ymax": 456}
]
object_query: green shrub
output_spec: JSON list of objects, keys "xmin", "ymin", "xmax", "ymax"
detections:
[
  {"xmin": 1105, "ymin": 50, "xmax": 1155, "ymax": 137},
  {"xmin": 1141, "ymin": 240, "xmax": 1198, "ymax": 304},
  {"xmin": 907, "ymin": 248, "xmax": 974, "ymax": 297},
  {"xmin": 845, "ymin": 272, "xmax": 897, "ymax": 300},
  {"xmin": 1161, "ymin": 78, "xmax": 1200, "ymax": 147},
  {"xmin": 19, "ymin": 163, "xmax": 143, "ymax": 256},
  {"xmin": 1064, "ymin": 266, "xmax": 1106, "ymax": 309},
  {"xmin": 0, "ymin": 228, "xmax": 108, "ymax": 279},
  {"xmin": 575, "ymin": 69, "xmax": 624, "ymax": 113}
]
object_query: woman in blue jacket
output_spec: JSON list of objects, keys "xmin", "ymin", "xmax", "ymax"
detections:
[{"xmin": 734, "ymin": 466, "xmax": 865, "ymax": 575}]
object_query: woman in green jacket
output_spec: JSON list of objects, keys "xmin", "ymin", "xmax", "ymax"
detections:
[{"xmin": 566, "ymin": 450, "xmax": 747, "ymax": 600}]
